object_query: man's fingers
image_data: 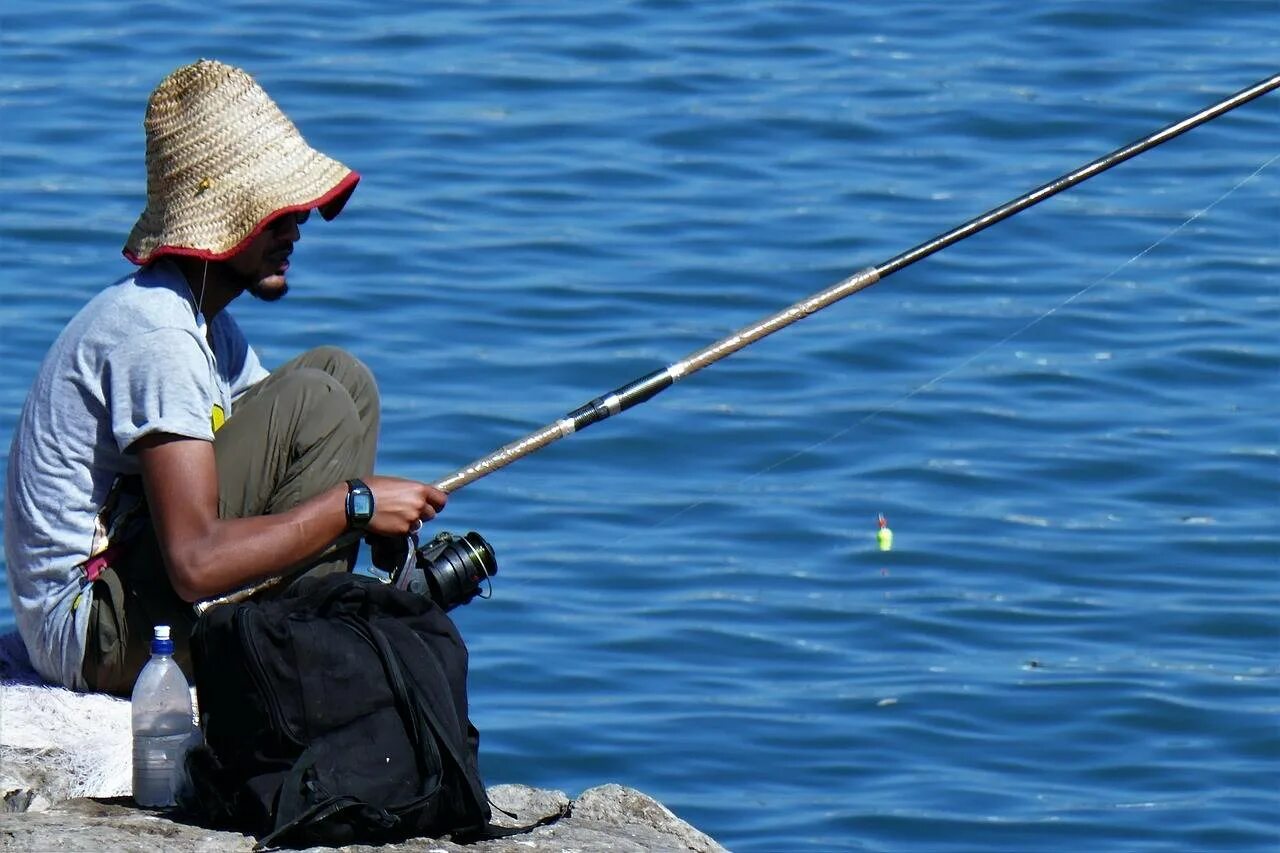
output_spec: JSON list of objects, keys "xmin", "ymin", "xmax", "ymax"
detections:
[
  {"xmin": 364, "ymin": 477, "xmax": 447, "ymax": 534},
  {"xmin": 419, "ymin": 485, "xmax": 446, "ymax": 521}
]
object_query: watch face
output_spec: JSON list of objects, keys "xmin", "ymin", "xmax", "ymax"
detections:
[{"xmin": 352, "ymin": 493, "xmax": 373, "ymax": 517}]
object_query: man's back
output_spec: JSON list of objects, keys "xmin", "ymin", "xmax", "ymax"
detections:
[{"xmin": 4, "ymin": 259, "xmax": 263, "ymax": 686}]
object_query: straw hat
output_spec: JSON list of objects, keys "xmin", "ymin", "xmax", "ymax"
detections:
[{"xmin": 123, "ymin": 59, "xmax": 359, "ymax": 265}]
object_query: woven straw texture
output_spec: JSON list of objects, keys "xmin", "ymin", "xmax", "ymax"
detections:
[{"xmin": 123, "ymin": 59, "xmax": 357, "ymax": 264}]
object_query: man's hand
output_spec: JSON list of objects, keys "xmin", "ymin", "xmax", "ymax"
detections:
[
  {"xmin": 364, "ymin": 479, "xmax": 449, "ymax": 572},
  {"xmin": 363, "ymin": 476, "xmax": 447, "ymax": 537}
]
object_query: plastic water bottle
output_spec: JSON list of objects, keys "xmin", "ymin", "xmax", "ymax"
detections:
[{"xmin": 131, "ymin": 625, "xmax": 196, "ymax": 808}]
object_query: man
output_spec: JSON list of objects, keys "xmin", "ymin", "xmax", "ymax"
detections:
[{"xmin": 4, "ymin": 59, "xmax": 446, "ymax": 696}]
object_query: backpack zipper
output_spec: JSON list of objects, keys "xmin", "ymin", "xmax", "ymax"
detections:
[{"xmin": 236, "ymin": 606, "xmax": 301, "ymax": 744}]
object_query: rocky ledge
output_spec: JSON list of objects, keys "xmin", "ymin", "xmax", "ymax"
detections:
[
  {"xmin": 0, "ymin": 780, "xmax": 726, "ymax": 852},
  {"xmin": 0, "ymin": 645, "xmax": 727, "ymax": 853}
]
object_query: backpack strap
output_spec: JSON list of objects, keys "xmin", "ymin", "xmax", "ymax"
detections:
[
  {"xmin": 371, "ymin": 624, "xmax": 571, "ymax": 841},
  {"xmin": 259, "ymin": 617, "xmax": 447, "ymax": 851},
  {"xmin": 332, "ymin": 614, "xmax": 445, "ymax": 792},
  {"xmin": 450, "ymin": 801, "xmax": 572, "ymax": 842},
  {"xmin": 366, "ymin": 620, "xmax": 490, "ymax": 825},
  {"xmin": 373, "ymin": 620, "xmax": 490, "ymax": 820}
]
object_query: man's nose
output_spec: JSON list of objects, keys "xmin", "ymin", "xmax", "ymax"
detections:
[{"xmin": 272, "ymin": 211, "xmax": 305, "ymax": 241}]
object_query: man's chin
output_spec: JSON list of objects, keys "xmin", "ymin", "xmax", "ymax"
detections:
[{"xmin": 248, "ymin": 275, "xmax": 289, "ymax": 302}]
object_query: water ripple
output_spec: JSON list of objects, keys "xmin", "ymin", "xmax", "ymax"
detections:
[{"xmin": 3, "ymin": 2, "xmax": 1279, "ymax": 850}]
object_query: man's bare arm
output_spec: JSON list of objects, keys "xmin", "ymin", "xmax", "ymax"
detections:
[{"xmin": 134, "ymin": 434, "xmax": 445, "ymax": 602}]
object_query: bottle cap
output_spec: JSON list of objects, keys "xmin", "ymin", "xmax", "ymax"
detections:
[{"xmin": 151, "ymin": 624, "xmax": 174, "ymax": 655}]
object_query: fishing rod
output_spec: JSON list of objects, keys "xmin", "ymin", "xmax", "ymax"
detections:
[{"xmin": 434, "ymin": 73, "xmax": 1280, "ymax": 494}]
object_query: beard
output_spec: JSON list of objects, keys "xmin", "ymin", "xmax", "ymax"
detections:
[{"xmin": 246, "ymin": 276, "xmax": 289, "ymax": 302}]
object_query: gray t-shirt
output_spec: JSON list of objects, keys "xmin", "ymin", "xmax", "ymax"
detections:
[{"xmin": 4, "ymin": 259, "xmax": 268, "ymax": 688}]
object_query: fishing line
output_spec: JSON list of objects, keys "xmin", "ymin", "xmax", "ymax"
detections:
[
  {"xmin": 433, "ymin": 74, "xmax": 1279, "ymax": 495},
  {"xmin": 598, "ymin": 150, "xmax": 1279, "ymax": 546},
  {"xmin": 750, "ymin": 152, "xmax": 1280, "ymax": 477}
]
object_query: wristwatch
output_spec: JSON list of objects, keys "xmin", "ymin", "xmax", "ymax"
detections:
[{"xmin": 345, "ymin": 479, "xmax": 375, "ymax": 531}]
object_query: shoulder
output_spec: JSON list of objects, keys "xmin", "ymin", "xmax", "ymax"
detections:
[
  {"xmin": 89, "ymin": 265, "xmax": 208, "ymax": 369},
  {"xmin": 34, "ymin": 263, "xmax": 204, "ymax": 382},
  {"xmin": 106, "ymin": 260, "xmax": 198, "ymax": 332},
  {"xmin": 63, "ymin": 262, "xmax": 198, "ymax": 353}
]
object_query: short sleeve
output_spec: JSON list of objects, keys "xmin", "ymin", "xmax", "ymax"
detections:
[
  {"xmin": 104, "ymin": 327, "xmax": 216, "ymax": 451},
  {"xmin": 214, "ymin": 313, "xmax": 270, "ymax": 401},
  {"xmin": 231, "ymin": 343, "xmax": 270, "ymax": 401}
]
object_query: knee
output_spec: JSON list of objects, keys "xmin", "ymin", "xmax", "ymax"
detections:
[
  {"xmin": 302, "ymin": 345, "xmax": 360, "ymax": 371},
  {"xmin": 298, "ymin": 347, "xmax": 379, "ymax": 412},
  {"xmin": 273, "ymin": 368, "xmax": 361, "ymax": 430},
  {"xmin": 300, "ymin": 346, "xmax": 372, "ymax": 384}
]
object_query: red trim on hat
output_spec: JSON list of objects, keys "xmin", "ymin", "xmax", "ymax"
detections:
[{"xmin": 122, "ymin": 171, "xmax": 360, "ymax": 266}]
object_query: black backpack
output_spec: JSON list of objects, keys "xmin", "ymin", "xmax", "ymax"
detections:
[{"xmin": 182, "ymin": 572, "xmax": 491, "ymax": 848}]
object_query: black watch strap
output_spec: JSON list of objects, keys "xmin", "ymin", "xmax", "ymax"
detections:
[{"xmin": 345, "ymin": 478, "xmax": 375, "ymax": 531}]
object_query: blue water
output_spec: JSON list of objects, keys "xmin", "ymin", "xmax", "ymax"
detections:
[{"xmin": 2, "ymin": 3, "xmax": 1277, "ymax": 850}]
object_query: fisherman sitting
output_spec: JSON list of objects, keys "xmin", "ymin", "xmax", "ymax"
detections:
[{"xmin": 3, "ymin": 59, "xmax": 447, "ymax": 696}]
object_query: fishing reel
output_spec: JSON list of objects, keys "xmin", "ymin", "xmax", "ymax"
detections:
[{"xmin": 390, "ymin": 530, "xmax": 497, "ymax": 612}]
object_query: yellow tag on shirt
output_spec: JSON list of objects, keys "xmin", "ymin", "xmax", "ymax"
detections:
[{"xmin": 211, "ymin": 404, "xmax": 226, "ymax": 433}]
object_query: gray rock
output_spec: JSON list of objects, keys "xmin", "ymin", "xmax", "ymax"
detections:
[
  {"xmin": 1, "ymin": 644, "xmax": 728, "ymax": 851},
  {"xmin": 0, "ymin": 782, "xmax": 728, "ymax": 852}
]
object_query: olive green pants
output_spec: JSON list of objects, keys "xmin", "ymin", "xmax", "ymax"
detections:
[{"xmin": 81, "ymin": 347, "xmax": 379, "ymax": 696}]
